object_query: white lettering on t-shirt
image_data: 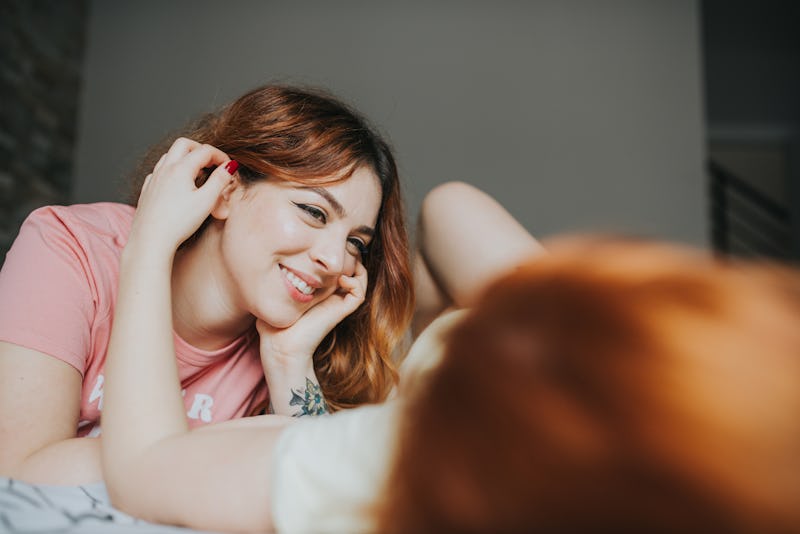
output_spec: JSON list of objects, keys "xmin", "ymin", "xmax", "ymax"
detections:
[
  {"xmin": 186, "ymin": 393, "xmax": 214, "ymax": 423},
  {"xmin": 78, "ymin": 420, "xmax": 102, "ymax": 437},
  {"xmin": 89, "ymin": 374, "xmax": 104, "ymax": 410}
]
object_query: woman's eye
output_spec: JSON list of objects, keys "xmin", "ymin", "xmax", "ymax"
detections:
[
  {"xmin": 295, "ymin": 203, "xmax": 327, "ymax": 223},
  {"xmin": 347, "ymin": 237, "xmax": 369, "ymax": 259}
]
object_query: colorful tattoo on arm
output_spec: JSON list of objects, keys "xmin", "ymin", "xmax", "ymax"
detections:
[{"xmin": 289, "ymin": 377, "xmax": 329, "ymax": 417}]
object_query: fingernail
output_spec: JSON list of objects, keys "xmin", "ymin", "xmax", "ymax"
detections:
[{"xmin": 224, "ymin": 160, "xmax": 239, "ymax": 175}]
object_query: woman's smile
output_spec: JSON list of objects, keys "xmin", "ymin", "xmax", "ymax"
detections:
[{"xmin": 280, "ymin": 264, "xmax": 321, "ymax": 303}]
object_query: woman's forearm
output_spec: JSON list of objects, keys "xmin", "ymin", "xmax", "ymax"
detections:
[
  {"xmin": 102, "ymin": 242, "xmax": 188, "ymax": 487},
  {"xmin": 261, "ymin": 353, "xmax": 329, "ymax": 417},
  {"xmin": 103, "ymin": 146, "xmax": 236, "ymax": 477},
  {"xmin": 8, "ymin": 437, "xmax": 103, "ymax": 485}
]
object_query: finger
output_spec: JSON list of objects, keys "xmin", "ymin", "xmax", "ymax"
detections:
[
  {"xmin": 163, "ymin": 137, "xmax": 202, "ymax": 165},
  {"xmin": 162, "ymin": 144, "xmax": 230, "ymax": 193},
  {"xmin": 153, "ymin": 153, "xmax": 167, "ymax": 174},
  {"xmin": 196, "ymin": 159, "xmax": 238, "ymax": 206},
  {"xmin": 338, "ymin": 272, "xmax": 366, "ymax": 302},
  {"xmin": 354, "ymin": 260, "xmax": 368, "ymax": 279},
  {"xmin": 182, "ymin": 144, "xmax": 231, "ymax": 179},
  {"xmin": 352, "ymin": 261, "xmax": 368, "ymax": 288},
  {"xmin": 346, "ymin": 261, "xmax": 368, "ymax": 291},
  {"xmin": 137, "ymin": 173, "xmax": 154, "ymax": 205}
]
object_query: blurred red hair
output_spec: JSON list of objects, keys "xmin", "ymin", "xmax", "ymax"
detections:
[{"xmin": 379, "ymin": 238, "xmax": 800, "ymax": 533}]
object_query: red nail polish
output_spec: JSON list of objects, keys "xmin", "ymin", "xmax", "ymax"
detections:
[{"xmin": 225, "ymin": 160, "xmax": 239, "ymax": 174}]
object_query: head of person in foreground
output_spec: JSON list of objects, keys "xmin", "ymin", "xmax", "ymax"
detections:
[{"xmin": 380, "ymin": 237, "xmax": 800, "ymax": 533}]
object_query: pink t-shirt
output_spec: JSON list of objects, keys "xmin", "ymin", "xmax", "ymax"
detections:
[{"xmin": 0, "ymin": 203, "xmax": 268, "ymax": 437}]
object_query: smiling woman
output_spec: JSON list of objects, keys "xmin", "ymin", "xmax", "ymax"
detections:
[
  {"xmin": 0, "ymin": 85, "xmax": 414, "ymax": 484},
  {"xmin": 144, "ymin": 86, "xmax": 415, "ymax": 413}
]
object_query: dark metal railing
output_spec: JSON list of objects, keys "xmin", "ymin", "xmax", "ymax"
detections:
[{"xmin": 708, "ymin": 160, "xmax": 792, "ymax": 260}]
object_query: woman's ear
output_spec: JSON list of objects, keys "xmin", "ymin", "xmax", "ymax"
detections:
[{"xmin": 210, "ymin": 176, "xmax": 240, "ymax": 220}]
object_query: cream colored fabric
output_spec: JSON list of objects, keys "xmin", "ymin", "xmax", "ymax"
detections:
[
  {"xmin": 270, "ymin": 403, "xmax": 399, "ymax": 533},
  {"xmin": 269, "ymin": 309, "xmax": 467, "ymax": 533},
  {"xmin": 397, "ymin": 309, "xmax": 468, "ymax": 392}
]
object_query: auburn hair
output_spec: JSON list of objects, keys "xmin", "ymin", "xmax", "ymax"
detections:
[
  {"xmin": 379, "ymin": 238, "xmax": 800, "ymax": 533},
  {"xmin": 130, "ymin": 85, "xmax": 414, "ymax": 410}
]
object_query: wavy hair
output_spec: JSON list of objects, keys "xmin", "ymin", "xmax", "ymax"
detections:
[{"xmin": 130, "ymin": 85, "xmax": 414, "ymax": 410}]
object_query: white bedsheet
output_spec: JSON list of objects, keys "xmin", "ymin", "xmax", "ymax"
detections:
[{"xmin": 0, "ymin": 477, "xmax": 216, "ymax": 534}]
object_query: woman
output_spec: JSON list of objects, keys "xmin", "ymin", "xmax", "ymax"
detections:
[
  {"xmin": 103, "ymin": 162, "xmax": 800, "ymax": 532},
  {"xmin": 0, "ymin": 85, "xmax": 414, "ymax": 484}
]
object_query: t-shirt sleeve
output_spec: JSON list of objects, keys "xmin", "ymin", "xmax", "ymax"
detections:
[{"xmin": 0, "ymin": 207, "xmax": 98, "ymax": 375}]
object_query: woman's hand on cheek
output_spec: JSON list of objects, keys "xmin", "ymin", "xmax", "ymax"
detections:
[
  {"xmin": 128, "ymin": 137, "xmax": 237, "ymax": 255},
  {"xmin": 257, "ymin": 261, "xmax": 369, "ymax": 367}
]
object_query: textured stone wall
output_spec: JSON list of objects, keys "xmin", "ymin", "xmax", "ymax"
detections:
[{"xmin": 0, "ymin": 0, "xmax": 88, "ymax": 265}]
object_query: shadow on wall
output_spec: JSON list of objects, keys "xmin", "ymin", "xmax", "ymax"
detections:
[{"xmin": 0, "ymin": 0, "xmax": 89, "ymax": 266}]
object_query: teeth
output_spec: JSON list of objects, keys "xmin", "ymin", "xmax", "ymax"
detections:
[{"xmin": 281, "ymin": 267, "xmax": 315, "ymax": 295}]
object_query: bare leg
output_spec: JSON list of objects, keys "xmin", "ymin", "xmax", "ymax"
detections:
[
  {"xmin": 412, "ymin": 181, "xmax": 545, "ymax": 336},
  {"xmin": 411, "ymin": 254, "xmax": 452, "ymax": 336}
]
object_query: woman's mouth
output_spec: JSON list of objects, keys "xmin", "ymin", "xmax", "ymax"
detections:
[{"xmin": 280, "ymin": 266, "xmax": 316, "ymax": 296}]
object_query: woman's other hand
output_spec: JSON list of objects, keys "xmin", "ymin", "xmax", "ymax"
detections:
[
  {"xmin": 257, "ymin": 260, "xmax": 368, "ymax": 364},
  {"xmin": 129, "ymin": 137, "xmax": 237, "ymax": 255},
  {"xmin": 257, "ymin": 261, "xmax": 368, "ymax": 416}
]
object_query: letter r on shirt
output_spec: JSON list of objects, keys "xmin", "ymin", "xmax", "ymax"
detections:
[
  {"xmin": 89, "ymin": 374, "xmax": 104, "ymax": 410},
  {"xmin": 187, "ymin": 393, "xmax": 214, "ymax": 423}
]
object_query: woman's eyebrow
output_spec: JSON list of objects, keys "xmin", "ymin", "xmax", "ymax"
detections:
[
  {"xmin": 303, "ymin": 186, "xmax": 375, "ymax": 237},
  {"xmin": 305, "ymin": 187, "xmax": 346, "ymax": 218}
]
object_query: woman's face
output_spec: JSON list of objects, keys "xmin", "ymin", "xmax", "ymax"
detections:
[{"xmin": 217, "ymin": 166, "xmax": 382, "ymax": 328}]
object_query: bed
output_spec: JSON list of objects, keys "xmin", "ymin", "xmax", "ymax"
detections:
[{"xmin": 0, "ymin": 477, "xmax": 216, "ymax": 534}]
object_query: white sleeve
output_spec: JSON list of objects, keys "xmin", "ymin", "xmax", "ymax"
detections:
[
  {"xmin": 270, "ymin": 402, "xmax": 400, "ymax": 534},
  {"xmin": 269, "ymin": 311, "xmax": 466, "ymax": 533}
]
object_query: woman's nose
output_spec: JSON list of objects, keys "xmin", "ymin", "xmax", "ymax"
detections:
[{"xmin": 310, "ymin": 238, "xmax": 346, "ymax": 275}]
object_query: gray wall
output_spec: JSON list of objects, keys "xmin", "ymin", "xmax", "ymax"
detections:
[{"xmin": 74, "ymin": 0, "xmax": 706, "ymax": 245}]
